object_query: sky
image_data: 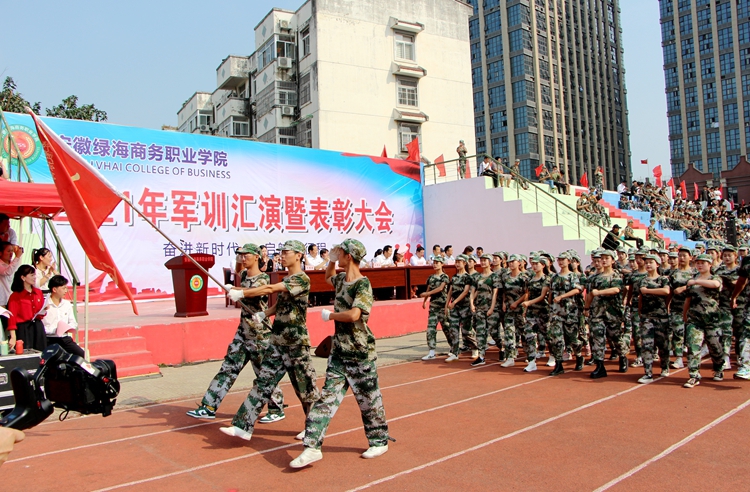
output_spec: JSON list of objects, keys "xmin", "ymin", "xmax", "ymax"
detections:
[{"xmin": 1, "ymin": 0, "xmax": 668, "ymax": 181}]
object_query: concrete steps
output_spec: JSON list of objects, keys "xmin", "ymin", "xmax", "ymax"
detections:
[{"xmin": 86, "ymin": 330, "xmax": 161, "ymax": 379}]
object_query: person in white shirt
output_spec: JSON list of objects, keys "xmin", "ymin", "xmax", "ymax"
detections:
[
  {"xmin": 428, "ymin": 244, "xmax": 442, "ymax": 264},
  {"xmin": 305, "ymin": 244, "xmax": 325, "ymax": 270},
  {"xmin": 373, "ymin": 245, "xmax": 395, "ymax": 268},
  {"xmin": 0, "ymin": 241, "xmax": 22, "ymax": 307},
  {"xmin": 410, "ymin": 246, "xmax": 427, "ymax": 266},
  {"xmin": 0, "ymin": 215, "xmax": 18, "ymax": 245},
  {"xmin": 33, "ymin": 247, "xmax": 57, "ymax": 290},
  {"xmin": 443, "ymin": 245, "xmax": 455, "ymax": 265},
  {"xmin": 617, "ymin": 180, "xmax": 627, "ymax": 194},
  {"xmin": 42, "ymin": 275, "xmax": 84, "ymax": 357}
]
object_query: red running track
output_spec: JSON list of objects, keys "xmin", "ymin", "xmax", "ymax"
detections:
[{"xmin": 4, "ymin": 350, "xmax": 750, "ymax": 492}]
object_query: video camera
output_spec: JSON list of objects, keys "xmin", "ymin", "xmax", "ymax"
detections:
[{"xmin": 0, "ymin": 344, "xmax": 120, "ymax": 430}]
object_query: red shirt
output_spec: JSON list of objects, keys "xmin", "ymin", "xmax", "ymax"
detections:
[{"xmin": 7, "ymin": 287, "xmax": 45, "ymax": 331}]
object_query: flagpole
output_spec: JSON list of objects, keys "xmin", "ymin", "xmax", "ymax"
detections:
[{"xmin": 84, "ymin": 255, "xmax": 90, "ymax": 361}]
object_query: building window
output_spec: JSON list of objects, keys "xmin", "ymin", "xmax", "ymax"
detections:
[
  {"xmin": 667, "ymin": 90, "xmax": 681, "ymax": 111},
  {"xmin": 679, "ymin": 14, "xmax": 692, "ymax": 36},
  {"xmin": 277, "ymin": 40, "xmax": 295, "ymax": 59},
  {"xmin": 475, "ymin": 115, "xmax": 486, "ymax": 138},
  {"xmin": 490, "ymin": 110, "xmax": 507, "ymax": 132},
  {"xmin": 507, "ymin": 3, "xmax": 530, "ymax": 27},
  {"xmin": 469, "ymin": 18, "xmax": 480, "ymax": 39},
  {"xmin": 473, "ymin": 91, "xmax": 485, "ymax": 112},
  {"xmin": 471, "ymin": 42, "xmax": 481, "ymax": 62},
  {"xmin": 706, "ymin": 132, "xmax": 721, "ymax": 153},
  {"xmin": 698, "ymin": 33, "xmax": 713, "ymax": 55},
  {"xmin": 693, "ymin": 159, "xmax": 703, "ymax": 172},
  {"xmin": 745, "ymin": 100, "xmax": 750, "ymax": 124},
  {"xmin": 720, "ymin": 53, "xmax": 735, "ymax": 75},
  {"xmin": 718, "ymin": 27, "xmax": 733, "ymax": 51},
  {"xmin": 301, "ymin": 28, "xmax": 311, "ymax": 57},
  {"xmin": 704, "ymin": 106, "xmax": 718, "ymax": 127},
  {"xmin": 486, "ymin": 35, "xmax": 503, "ymax": 58},
  {"xmin": 396, "ymin": 77, "xmax": 418, "ymax": 107},
  {"xmin": 258, "ymin": 38, "xmax": 275, "ymax": 70},
  {"xmin": 688, "ymin": 135, "xmax": 702, "ymax": 156},
  {"xmin": 684, "ymin": 86, "xmax": 697, "ymax": 107},
  {"xmin": 740, "ymin": 22, "xmax": 750, "ymax": 45},
  {"xmin": 663, "ymin": 43, "xmax": 677, "ymax": 64},
  {"xmin": 398, "ymin": 123, "xmax": 420, "ymax": 153},
  {"xmin": 668, "ymin": 114, "xmax": 682, "ymax": 135},
  {"xmin": 721, "ymin": 78, "xmax": 736, "ymax": 100},
  {"xmin": 233, "ymin": 120, "xmax": 249, "ymax": 137},
  {"xmin": 514, "ymin": 106, "xmax": 528, "ymax": 128},
  {"xmin": 741, "ymin": 48, "xmax": 750, "ymax": 71},
  {"xmin": 664, "ymin": 67, "xmax": 678, "ymax": 87},
  {"xmin": 278, "ymin": 89, "xmax": 297, "ymax": 106},
  {"xmin": 740, "ymin": 0, "xmax": 750, "ymax": 18},
  {"xmin": 662, "ymin": 20, "xmax": 675, "ymax": 42},
  {"xmin": 700, "ymin": 56, "xmax": 714, "ymax": 77},
  {"xmin": 682, "ymin": 61, "xmax": 695, "ymax": 83},
  {"xmin": 707, "ymin": 156, "xmax": 722, "ymax": 178},
  {"xmin": 488, "ymin": 85, "xmax": 506, "ymax": 108},
  {"xmin": 297, "ymin": 119, "xmax": 312, "ymax": 147},
  {"xmin": 716, "ymin": 2, "xmax": 731, "ymax": 25},
  {"xmin": 515, "ymin": 133, "xmax": 529, "ymax": 155},
  {"xmin": 703, "ymin": 82, "xmax": 717, "ymax": 103},
  {"xmin": 485, "ymin": 11, "xmax": 501, "ymax": 34},
  {"xmin": 726, "ymin": 128, "xmax": 740, "ymax": 151},
  {"xmin": 672, "ymin": 162, "xmax": 686, "ymax": 177},
  {"xmin": 299, "ymin": 72, "xmax": 311, "ymax": 106},
  {"xmin": 670, "ymin": 137, "xmax": 684, "ymax": 159},
  {"xmin": 696, "ymin": 7, "xmax": 711, "ymax": 31},
  {"xmin": 662, "ymin": 0, "xmax": 675, "ymax": 17},
  {"xmin": 491, "ymin": 136, "xmax": 508, "ymax": 159},
  {"xmin": 487, "ymin": 60, "xmax": 504, "ymax": 83},
  {"xmin": 681, "ymin": 38, "xmax": 694, "ymax": 58},
  {"xmin": 724, "ymin": 103, "xmax": 740, "ymax": 125},
  {"xmin": 395, "ymin": 32, "xmax": 415, "ymax": 61},
  {"xmin": 472, "ymin": 66, "xmax": 484, "ymax": 88},
  {"xmin": 686, "ymin": 110, "xmax": 700, "ymax": 130}
]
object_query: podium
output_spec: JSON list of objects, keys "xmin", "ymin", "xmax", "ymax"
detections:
[{"xmin": 165, "ymin": 254, "xmax": 216, "ymax": 317}]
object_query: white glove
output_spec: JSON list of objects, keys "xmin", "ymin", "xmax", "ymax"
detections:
[
  {"xmin": 224, "ymin": 283, "xmax": 234, "ymax": 292},
  {"xmin": 329, "ymin": 247, "xmax": 340, "ymax": 263},
  {"xmin": 321, "ymin": 309, "xmax": 332, "ymax": 322},
  {"xmin": 252, "ymin": 311, "xmax": 266, "ymax": 324},
  {"xmin": 228, "ymin": 289, "xmax": 244, "ymax": 302}
]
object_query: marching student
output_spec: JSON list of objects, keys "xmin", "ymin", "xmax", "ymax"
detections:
[
  {"xmin": 520, "ymin": 257, "xmax": 551, "ymax": 373},
  {"xmin": 469, "ymin": 254, "xmax": 500, "ymax": 366},
  {"xmin": 668, "ymin": 247, "xmax": 694, "ymax": 369},
  {"xmin": 500, "ymin": 255, "xmax": 528, "ymax": 367},
  {"xmin": 548, "ymin": 252, "xmax": 584, "ymax": 373},
  {"xmin": 635, "ymin": 254, "xmax": 671, "ymax": 383},
  {"xmin": 220, "ymin": 240, "xmax": 319, "ymax": 441},
  {"xmin": 291, "ymin": 239, "xmax": 390, "ymax": 468},
  {"xmin": 445, "ymin": 254, "xmax": 477, "ymax": 362},
  {"xmin": 420, "ymin": 256, "xmax": 450, "ymax": 360}
]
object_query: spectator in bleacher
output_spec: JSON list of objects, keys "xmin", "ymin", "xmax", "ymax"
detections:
[
  {"xmin": 480, "ymin": 156, "xmax": 498, "ymax": 188},
  {"xmin": 550, "ymin": 166, "xmax": 567, "ymax": 194},
  {"xmin": 623, "ymin": 219, "xmax": 644, "ymax": 248},
  {"xmin": 538, "ymin": 166, "xmax": 554, "ymax": 192},
  {"xmin": 602, "ymin": 225, "xmax": 621, "ymax": 251},
  {"xmin": 0, "ymin": 214, "xmax": 17, "ymax": 245},
  {"xmin": 410, "ymin": 246, "xmax": 427, "ymax": 266},
  {"xmin": 42, "ymin": 275, "xmax": 84, "ymax": 357},
  {"xmin": 33, "ymin": 247, "xmax": 57, "ymax": 291},
  {"xmin": 6, "ymin": 265, "xmax": 47, "ymax": 351}
]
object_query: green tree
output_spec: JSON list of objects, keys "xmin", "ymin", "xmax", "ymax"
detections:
[
  {"xmin": 0, "ymin": 77, "xmax": 41, "ymax": 114},
  {"xmin": 46, "ymin": 95, "xmax": 107, "ymax": 122}
]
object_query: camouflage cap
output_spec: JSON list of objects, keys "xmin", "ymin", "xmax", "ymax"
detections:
[
  {"xmin": 635, "ymin": 248, "xmax": 649, "ymax": 256},
  {"xmin": 694, "ymin": 253, "xmax": 712, "ymax": 263},
  {"xmin": 669, "ymin": 243, "xmax": 679, "ymax": 251},
  {"xmin": 336, "ymin": 238, "xmax": 366, "ymax": 262},
  {"xmin": 695, "ymin": 242, "xmax": 706, "ymax": 249},
  {"xmin": 432, "ymin": 255, "xmax": 445, "ymax": 264},
  {"xmin": 628, "ymin": 254, "xmax": 636, "ymax": 261},
  {"xmin": 740, "ymin": 245, "xmax": 749, "ymax": 251},
  {"xmin": 600, "ymin": 250, "xmax": 616, "ymax": 259},
  {"xmin": 557, "ymin": 251, "xmax": 572, "ymax": 260},
  {"xmin": 508, "ymin": 254, "xmax": 522, "ymax": 262},
  {"xmin": 658, "ymin": 249, "xmax": 669, "ymax": 255},
  {"xmin": 644, "ymin": 253, "xmax": 662, "ymax": 265},
  {"xmin": 281, "ymin": 239, "xmax": 306, "ymax": 254},
  {"xmin": 617, "ymin": 246, "xmax": 627, "ymax": 253},
  {"xmin": 492, "ymin": 251, "xmax": 506, "ymax": 259},
  {"xmin": 235, "ymin": 243, "xmax": 261, "ymax": 255},
  {"xmin": 722, "ymin": 244, "xmax": 738, "ymax": 253},
  {"xmin": 591, "ymin": 250, "xmax": 602, "ymax": 258},
  {"xmin": 706, "ymin": 243, "xmax": 720, "ymax": 252},
  {"xmin": 467, "ymin": 255, "xmax": 478, "ymax": 263},
  {"xmin": 456, "ymin": 254, "xmax": 470, "ymax": 263},
  {"xmin": 480, "ymin": 253, "xmax": 493, "ymax": 261},
  {"xmin": 678, "ymin": 245, "xmax": 692, "ymax": 254},
  {"xmin": 628, "ymin": 248, "xmax": 637, "ymax": 254},
  {"xmin": 668, "ymin": 251, "xmax": 678, "ymax": 258}
]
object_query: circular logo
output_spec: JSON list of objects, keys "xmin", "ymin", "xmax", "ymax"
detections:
[
  {"xmin": 189, "ymin": 275, "xmax": 204, "ymax": 292},
  {"xmin": 1, "ymin": 125, "xmax": 42, "ymax": 165}
]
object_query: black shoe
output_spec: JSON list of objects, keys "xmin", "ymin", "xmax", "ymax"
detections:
[
  {"xmin": 550, "ymin": 361, "xmax": 565, "ymax": 376},
  {"xmin": 585, "ymin": 357, "xmax": 596, "ymax": 366},
  {"xmin": 619, "ymin": 356, "xmax": 629, "ymax": 373},
  {"xmin": 609, "ymin": 354, "xmax": 618, "ymax": 361},
  {"xmin": 574, "ymin": 356, "xmax": 584, "ymax": 371},
  {"xmin": 498, "ymin": 350, "xmax": 506, "ymax": 362},
  {"xmin": 591, "ymin": 361, "xmax": 608, "ymax": 379}
]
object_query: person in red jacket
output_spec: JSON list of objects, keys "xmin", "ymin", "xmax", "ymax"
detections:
[{"xmin": 7, "ymin": 264, "xmax": 47, "ymax": 351}]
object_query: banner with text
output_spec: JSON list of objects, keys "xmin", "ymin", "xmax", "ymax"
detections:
[{"xmin": 1, "ymin": 113, "xmax": 424, "ymax": 299}]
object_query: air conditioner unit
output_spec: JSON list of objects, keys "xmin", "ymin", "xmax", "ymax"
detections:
[
  {"xmin": 281, "ymin": 106, "xmax": 295, "ymax": 116},
  {"xmin": 199, "ymin": 125, "xmax": 208, "ymax": 131},
  {"xmin": 280, "ymin": 20, "xmax": 290, "ymax": 30},
  {"xmin": 278, "ymin": 57, "xmax": 292, "ymax": 68}
]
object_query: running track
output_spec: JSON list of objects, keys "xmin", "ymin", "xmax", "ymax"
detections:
[{"xmin": 5, "ymin": 350, "xmax": 750, "ymax": 491}]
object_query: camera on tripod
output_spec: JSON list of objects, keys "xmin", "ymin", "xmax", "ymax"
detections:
[{"xmin": 0, "ymin": 344, "xmax": 120, "ymax": 430}]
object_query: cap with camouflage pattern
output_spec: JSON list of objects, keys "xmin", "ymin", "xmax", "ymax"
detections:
[
  {"xmin": 635, "ymin": 248, "xmax": 649, "ymax": 256},
  {"xmin": 739, "ymin": 244, "xmax": 749, "ymax": 251},
  {"xmin": 644, "ymin": 253, "xmax": 662, "ymax": 265},
  {"xmin": 492, "ymin": 251, "xmax": 505, "ymax": 259},
  {"xmin": 281, "ymin": 239, "xmax": 306, "ymax": 254},
  {"xmin": 600, "ymin": 250, "xmax": 616, "ymax": 259},
  {"xmin": 722, "ymin": 244, "xmax": 738, "ymax": 253},
  {"xmin": 432, "ymin": 256, "xmax": 445, "ymax": 264},
  {"xmin": 235, "ymin": 243, "xmax": 261, "ymax": 255},
  {"xmin": 335, "ymin": 238, "xmax": 367, "ymax": 262},
  {"xmin": 658, "ymin": 249, "xmax": 669, "ymax": 255},
  {"xmin": 558, "ymin": 251, "xmax": 572, "ymax": 260},
  {"xmin": 695, "ymin": 242, "xmax": 706, "ymax": 249},
  {"xmin": 694, "ymin": 253, "xmax": 712, "ymax": 263},
  {"xmin": 456, "ymin": 254, "xmax": 470, "ymax": 263},
  {"xmin": 508, "ymin": 254, "xmax": 522, "ymax": 262},
  {"xmin": 668, "ymin": 251, "xmax": 678, "ymax": 258},
  {"xmin": 480, "ymin": 253, "xmax": 493, "ymax": 261}
]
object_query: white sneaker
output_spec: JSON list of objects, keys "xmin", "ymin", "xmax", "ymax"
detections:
[
  {"xmin": 290, "ymin": 448, "xmax": 323, "ymax": 468},
  {"xmin": 445, "ymin": 353, "xmax": 459, "ymax": 362},
  {"xmin": 699, "ymin": 345, "xmax": 709, "ymax": 358},
  {"xmin": 295, "ymin": 430, "xmax": 306, "ymax": 440},
  {"xmin": 536, "ymin": 351, "xmax": 545, "ymax": 359},
  {"xmin": 471, "ymin": 350, "xmax": 479, "ymax": 358},
  {"xmin": 637, "ymin": 375, "xmax": 654, "ymax": 384},
  {"xmin": 362, "ymin": 445, "xmax": 389, "ymax": 459},
  {"xmin": 724, "ymin": 356, "xmax": 731, "ymax": 370},
  {"xmin": 488, "ymin": 339, "xmax": 496, "ymax": 346},
  {"xmin": 671, "ymin": 357, "xmax": 684, "ymax": 369},
  {"xmin": 524, "ymin": 360, "xmax": 537, "ymax": 372},
  {"xmin": 219, "ymin": 426, "xmax": 252, "ymax": 441},
  {"xmin": 546, "ymin": 356, "xmax": 556, "ymax": 367},
  {"xmin": 422, "ymin": 350, "xmax": 436, "ymax": 360},
  {"xmin": 501, "ymin": 358, "xmax": 515, "ymax": 368},
  {"xmin": 258, "ymin": 413, "xmax": 285, "ymax": 424}
]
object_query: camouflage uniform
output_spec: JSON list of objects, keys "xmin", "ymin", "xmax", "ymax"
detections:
[
  {"xmin": 636, "ymin": 275, "xmax": 670, "ymax": 377},
  {"xmin": 457, "ymin": 143, "xmax": 467, "ymax": 179},
  {"xmin": 232, "ymin": 272, "xmax": 320, "ymax": 432},
  {"xmin": 303, "ymin": 273, "xmax": 389, "ymax": 450},
  {"xmin": 648, "ymin": 225, "xmax": 665, "ymax": 249},
  {"xmin": 521, "ymin": 274, "xmax": 550, "ymax": 361},
  {"xmin": 466, "ymin": 271, "xmax": 482, "ymax": 348},
  {"xmin": 588, "ymin": 272, "xmax": 627, "ymax": 361},
  {"xmin": 502, "ymin": 272, "xmax": 527, "ymax": 359},
  {"xmin": 736, "ymin": 257, "xmax": 750, "ymax": 373},
  {"xmin": 473, "ymin": 272, "xmax": 499, "ymax": 356},
  {"xmin": 548, "ymin": 272, "xmax": 583, "ymax": 361},
  {"xmin": 200, "ymin": 271, "xmax": 284, "ymax": 415},
  {"xmin": 668, "ymin": 268, "xmax": 694, "ymax": 357},
  {"xmin": 447, "ymin": 272, "xmax": 476, "ymax": 355},
  {"xmin": 626, "ymin": 270, "xmax": 648, "ymax": 360},
  {"xmin": 715, "ymin": 264, "xmax": 741, "ymax": 358},
  {"xmin": 685, "ymin": 273, "xmax": 725, "ymax": 378},
  {"xmin": 488, "ymin": 270, "xmax": 506, "ymax": 349},
  {"xmin": 425, "ymin": 272, "xmax": 450, "ymax": 350}
]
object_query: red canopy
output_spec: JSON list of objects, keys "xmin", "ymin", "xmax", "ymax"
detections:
[{"xmin": 0, "ymin": 180, "xmax": 64, "ymax": 219}]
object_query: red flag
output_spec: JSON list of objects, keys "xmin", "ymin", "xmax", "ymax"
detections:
[
  {"xmin": 680, "ymin": 180, "xmax": 687, "ymax": 199},
  {"xmin": 580, "ymin": 172, "xmax": 589, "ymax": 188},
  {"xmin": 381, "ymin": 145, "xmax": 388, "ymax": 158},
  {"xmin": 535, "ymin": 164, "xmax": 544, "ymax": 177},
  {"xmin": 694, "ymin": 182, "xmax": 699, "ymax": 200},
  {"xmin": 405, "ymin": 137, "xmax": 420, "ymax": 163},
  {"xmin": 667, "ymin": 178, "xmax": 675, "ymax": 199},
  {"xmin": 641, "ymin": 159, "xmax": 648, "ymax": 165},
  {"xmin": 434, "ymin": 154, "xmax": 446, "ymax": 177},
  {"xmin": 652, "ymin": 165, "xmax": 662, "ymax": 177},
  {"xmin": 28, "ymin": 111, "xmax": 138, "ymax": 315}
]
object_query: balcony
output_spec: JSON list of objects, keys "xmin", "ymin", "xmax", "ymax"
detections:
[
  {"xmin": 216, "ymin": 98, "xmax": 248, "ymax": 125},
  {"xmin": 216, "ymin": 56, "xmax": 251, "ymax": 90},
  {"xmin": 392, "ymin": 62, "xmax": 427, "ymax": 78}
]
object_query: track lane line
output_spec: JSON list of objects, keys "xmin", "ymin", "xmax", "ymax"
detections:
[{"xmin": 592, "ymin": 396, "xmax": 750, "ymax": 492}]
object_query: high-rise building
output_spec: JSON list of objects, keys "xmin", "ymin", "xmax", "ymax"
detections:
[
  {"xmin": 177, "ymin": 0, "xmax": 475, "ymax": 160},
  {"xmin": 468, "ymin": 0, "xmax": 631, "ymax": 188},
  {"xmin": 659, "ymin": 0, "xmax": 750, "ymax": 181}
]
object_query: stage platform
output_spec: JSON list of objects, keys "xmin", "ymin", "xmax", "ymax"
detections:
[{"xmin": 84, "ymin": 296, "xmax": 429, "ymax": 378}]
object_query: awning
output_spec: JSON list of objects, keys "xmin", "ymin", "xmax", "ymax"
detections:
[{"xmin": 0, "ymin": 180, "xmax": 64, "ymax": 219}]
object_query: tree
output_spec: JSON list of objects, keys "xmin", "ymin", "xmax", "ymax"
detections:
[
  {"xmin": 46, "ymin": 95, "xmax": 107, "ymax": 122},
  {"xmin": 0, "ymin": 77, "xmax": 41, "ymax": 114}
]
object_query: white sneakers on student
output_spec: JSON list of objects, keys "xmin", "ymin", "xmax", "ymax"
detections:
[
  {"xmin": 295, "ymin": 430, "xmax": 306, "ymax": 440},
  {"xmin": 219, "ymin": 426, "xmax": 252, "ymax": 441},
  {"xmin": 524, "ymin": 360, "xmax": 537, "ymax": 372},
  {"xmin": 290, "ymin": 448, "xmax": 323, "ymax": 468},
  {"xmin": 361, "ymin": 445, "xmax": 389, "ymax": 459}
]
